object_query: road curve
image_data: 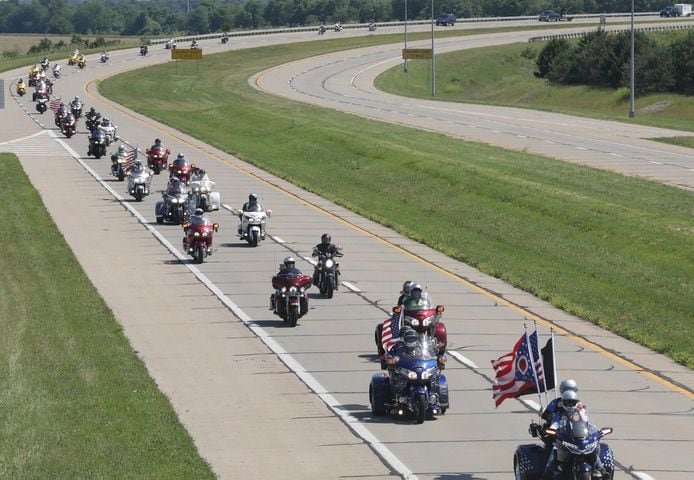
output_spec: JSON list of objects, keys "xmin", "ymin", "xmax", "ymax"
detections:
[
  {"xmin": 254, "ymin": 25, "xmax": 694, "ymax": 191},
  {"xmin": 2, "ymin": 25, "xmax": 692, "ymax": 480}
]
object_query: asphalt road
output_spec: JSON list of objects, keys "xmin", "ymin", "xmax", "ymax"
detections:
[{"xmin": 1, "ymin": 22, "xmax": 692, "ymax": 480}]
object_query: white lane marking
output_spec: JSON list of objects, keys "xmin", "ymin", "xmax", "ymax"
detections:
[
  {"xmin": 519, "ymin": 398, "xmax": 542, "ymax": 413},
  {"xmin": 576, "ymin": 146, "xmax": 587, "ymax": 150},
  {"xmin": 270, "ymin": 235, "xmax": 285, "ymax": 243},
  {"xmin": 544, "ymin": 140, "xmax": 555, "ymax": 144},
  {"xmin": 516, "ymin": 134, "xmax": 527, "ymax": 138},
  {"xmin": 649, "ymin": 161, "xmax": 662, "ymax": 165},
  {"xmin": 0, "ymin": 129, "xmax": 48, "ymax": 145},
  {"xmin": 609, "ymin": 152, "xmax": 623, "ymax": 157},
  {"xmin": 50, "ymin": 129, "xmax": 418, "ymax": 480},
  {"xmin": 633, "ymin": 472, "xmax": 656, "ymax": 480},
  {"xmin": 341, "ymin": 281, "xmax": 361, "ymax": 292},
  {"xmin": 448, "ymin": 351, "xmax": 478, "ymax": 369},
  {"xmin": 302, "ymin": 256, "xmax": 318, "ymax": 266}
]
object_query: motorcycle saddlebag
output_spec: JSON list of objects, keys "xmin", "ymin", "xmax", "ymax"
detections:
[{"xmin": 209, "ymin": 191, "xmax": 221, "ymax": 211}]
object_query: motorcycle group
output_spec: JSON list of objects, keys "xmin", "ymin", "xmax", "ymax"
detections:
[{"xmin": 14, "ymin": 51, "xmax": 616, "ymax": 475}]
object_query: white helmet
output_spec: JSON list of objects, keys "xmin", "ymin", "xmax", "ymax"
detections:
[
  {"xmin": 559, "ymin": 378, "xmax": 578, "ymax": 394},
  {"xmin": 561, "ymin": 389, "xmax": 579, "ymax": 408}
]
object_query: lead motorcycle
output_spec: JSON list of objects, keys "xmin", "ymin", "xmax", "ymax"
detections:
[
  {"xmin": 312, "ymin": 248, "xmax": 342, "ymax": 298},
  {"xmin": 182, "ymin": 216, "xmax": 219, "ymax": 264},
  {"xmin": 514, "ymin": 416, "xmax": 615, "ymax": 480},
  {"xmin": 237, "ymin": 204, "xmax": 270, "ymax": 247},
  {"xmin": 270, "ymin": 273, "xmax": 313, "ymax": 327},
  {"xmin": 369, "ymin": 332, "xmax": 448, "ymax": 424},
  {"xmin": 87, "ymin": 129, "xmax": 107, "ymax": 159}
]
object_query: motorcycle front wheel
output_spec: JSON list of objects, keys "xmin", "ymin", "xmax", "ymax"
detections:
[
  {"xmin": 288, "ymin": 305, "xmax": 299, "ymax": 327},
  {"xmin": 415, "ymin": 393, "xmax": 427, "ymax": 424},
  {"xmin": 249, "ymin": 229, "xmax": 259, "ymax": 247},
  {"xmin": 194, "ymin": 246, "xmax": 205, "ymax": 264}
]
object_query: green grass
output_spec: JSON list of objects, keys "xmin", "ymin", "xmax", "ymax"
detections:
[
  {"xmin": 377, "ymin": 40, "xmax": 694, "ymax": 133},
  {"xmin": 99, "ymin": 38, "xmax": 694, "ymax": 369},
  {"xmin": 0, "ymin": 154, "xmax": 215, "ymax": 478}
]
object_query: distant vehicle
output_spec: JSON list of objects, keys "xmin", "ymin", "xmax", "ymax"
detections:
[
  {"xmin": 673, "ymin": 3, "xmax": 692, "ymax": 15},
  {"xmin": 435, "ymin": 14, "xmax": 456, "ymax": 26},
  {"xmin": 660, "ymin": 5, "xmax": 675, "ymax": 16},
  {"xmin": 538, "ymin": 9, "xmax": 573, "ymax": 21}
]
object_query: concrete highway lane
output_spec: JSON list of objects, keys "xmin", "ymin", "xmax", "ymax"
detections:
[{"xmin": 2, "ymin": 25, "xmax": 692, "ymax": 480}]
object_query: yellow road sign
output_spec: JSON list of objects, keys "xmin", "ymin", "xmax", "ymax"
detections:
[
  {"xmin": 402, "ymin": 48, "xmax": 433, "ymax": 60},
  {"xmin": 172, "ymin": 48, "xmax": 203, "ymax": 60}
]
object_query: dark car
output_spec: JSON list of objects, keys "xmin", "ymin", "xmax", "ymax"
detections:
[
  {"xmin": 660, "ymin": 5, "xmax": 675, "ymax": 16},
  {"xmin": 435, "ymin": 14, "xmax": 456, "ymax": 26},
  {"xmin": 538, "ymin": 9, "xmax": 561, "ymax": 21}
]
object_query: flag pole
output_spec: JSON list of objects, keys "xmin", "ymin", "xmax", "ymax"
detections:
[
  {"xmin": 535, "ymin": 321, "xmax": 549, "ymax": 407},
  {"xmin": 551, "ymin": 328, "xmax": 558, "ymax": 400},
  {"xmin": 524, "ymin": 323, "xmax": 543, "ymax": 411}
]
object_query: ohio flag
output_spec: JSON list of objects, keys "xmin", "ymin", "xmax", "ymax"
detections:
[{"xmin": 491, "ymin": 331, "xmax": 550, "ymax": 407}]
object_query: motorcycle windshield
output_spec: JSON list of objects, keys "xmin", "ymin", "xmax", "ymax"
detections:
[
  {"xmin": 245, "ymin": 204, "xmax": 264, "ymax": 212},
  {"xmin": 190, "ymin": 216, "xmax": 212, "ymax": 226},
  {"xmin": 398, "ymin": 335, "xmax": 439, "ymax": 361}
]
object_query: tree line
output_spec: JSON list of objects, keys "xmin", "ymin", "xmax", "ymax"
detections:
[
  {"xmin": 534, "ymin": 29, "xmax": 694, "ymax": 95},
  {"xmin": 0, "ymin": 0, "xmax": 667, "ymax": 36}
]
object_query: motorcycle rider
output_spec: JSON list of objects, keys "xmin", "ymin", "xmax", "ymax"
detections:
[
  {"xmin": 16, "ymin": 78, "xmax": 26, "ymax": 94},
  {"xmin": 150, "ymin": 138, "xmax": 164, "ymax": 151},
  {"xmin": 41, "ymin": 57, "xmax": 49, "ymax": 70},
  {"xmin": 55, "ymin": 102, "xmax": 69, "ymax": 127},
  {"xmin": 242, "ymin": 192, "xmax": 262, "ymax": 212},
  {"xmin": 191, "ymin": 167, "xmax": 210, "ymax": 183},
  {"xmin": 543, "ymin": 389, "xmax": 603, "ymax": 479},
  {"xmin": 403, "ymin": 283, "xmax": 427, "ymax": 309},
  {"xmin": 185, "ymin": 208, "xmax": 214, "ymax": 254},
  {"xmin": 541, "ymin": 379, "xmax": 578, "ymax": 426},
  {"xmin": 191, "ymin": 40, "xmax": 198, "ymax": 49},
  {"xmin": 277, "ymin": 256, "xmax": 302, "ymax": 276},
  {"xmin": 311, "ymin": 233, "xmax": 343, "ymax": 286}
]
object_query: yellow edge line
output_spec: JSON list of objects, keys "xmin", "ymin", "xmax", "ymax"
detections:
[{"xmin": 84, "ymin": 74, "xmax": 693, "ymax": 401}]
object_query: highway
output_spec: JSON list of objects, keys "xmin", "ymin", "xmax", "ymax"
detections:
[{"xmin": 1, "ymin": 20, "xmax": 692, "ymax": 479}]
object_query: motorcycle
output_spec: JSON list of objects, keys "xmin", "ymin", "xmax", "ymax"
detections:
[
  {"xmin": 514, "ymin": 418, "xmax": 615, "ymax": 480},
  {"xmin": 100, "ymin": 53, "xmax": 109, "ymax": 63},
  {"xmin": 68, "ymin": 52, "xmax": 79, "ymax": 66},
  {"xmin": 368, "ymin": 23, "xmax": 377, "ymax": 31},
  {"xmin": 53, "ymin": 65, "xmax": 61, "ymax": 78},
  {"xmin": 168, "ymin": 159, "xmax": 194, "ymax": 185},
  {"xmin": 313, "ymin": 249, "xmax": 341, "ymax": 298},
  {"xmin": 28, "ymin": 70, "xmax": 40, "ymax": 87},
  {"xmin": 77, "ymin": 56, "xmax": 86, "ymax": 69},
  {"xmin": 41, "ymin": 59, "xmax": 49, "ymax": 71},
  {"xmin": 16, "ymin": 82, "xmax": 26, "ymax": 96},
  {"xmin": 60, "ymin": 113, "xmax": 77, "ymax": 138},
  {"xmin": 99, "ymin": 121, "xmax": 118, "ymax": 146},
  {"xmin": 190, "ymin": 178, "xmax": 220, "ymax": 212},
  {"xmin": 334, "ymin": 23, "xmax": 343, "ymax": 32},
  {"xmin": 35, "ymin": 93, "xmax": 49, "ymax": 114},
  {"xmin": 270, "ymin": 273, "xmax": 313, "ymax": 327},
  {"xmin": 127, "ymin": 167, "xmax": 152, "ymax": 202},
  {"xmin": 221, "ymin": 36, "xmax": 229, "ymax": 44},
  {"xmin": 140, "ymin": 45, "xmax": 148, "ymax": 56},
  {"xmin": 110, "ymin": 153, "xmax": 129, "ymax": 181},
  {"xmin": 190, "ymin": 40, "xmax": 199, "ymax": 49},
  {"xmin": 318, "ymin": 25, "xmax": 326, "ymax": 35},
  {"xmin": 71, "ymin": 101, "xmax": 83, "ymax": 119},
  {"xmin": 236, "ymin": 205, "xmax": 270, "ymax": 247},
  {"xmin": 87, "ymin": 130, "xmax": 107, "ymax": 159},
  {"xmin": 85, "ymin": 115, "xmax": 101, "ymax": 133},
  {"xmin": 32, "ymin": 81, "xmax": 47, "ymax": 101},
  {"xmin": 369, "ymin": 333, "xmax": 448, "ymax": 423},
  {"xmin": 165, "ymin": 39, "xmax": 176, "ymax": 50},
  {"xmin": 155, "ymin": 189, "xmax": 189, "ymax": 224},
  {"xmin": 145, "ymin": 146, "xmax": 170, "ymax": 174},
  {"xmin": 182, "ymin": 218, "xmax": 219, "ymax": 263}
]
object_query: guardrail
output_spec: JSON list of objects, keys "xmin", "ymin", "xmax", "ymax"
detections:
[
  {"xmin": 528, "ymin": 22, "xmax": 694, "ymax": 42},
  {"xmin": 150, "ymin": 12, "xmax": 664, "ymax": 45}
]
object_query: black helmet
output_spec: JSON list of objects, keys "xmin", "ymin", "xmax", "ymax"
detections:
[
  {"xmin": 89, "ymin": 107, "xmax": 96, "ymax": 113},
  {"xmin": 154, "ymin": 138, "xmax": 161, "ymax": 146},
  {"xmin": 199, "ymin": 169, "xmax": 205, "ymax": 175},
  {"xmin": 283, "ymin": 256, "xmax": 295, "ymax": 268},
  {"xmin": 193, "ymin": 167, "xmax": 201, "ymax": 175},
  {"xmin": 321, "ymin": 233, "xmax": 331, "ymax": 245},
  {"xmin": 249, "ymin": 193, "xmax": 258, "ymax": 202},
  {"xmin": 401, "ymin": 326, "xmax": 418, "ymax": 349},
  {"xmin": 194, "ymin": 208, "xmax": 204, "ymax": 216},
  {"xmin": 170, "ymin": 177, "xmax": 180, "ymax": 186}
]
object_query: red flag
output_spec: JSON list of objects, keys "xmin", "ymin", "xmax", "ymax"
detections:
[
  {"xmin": 49, "ymin": 98, "xmax": 62, "ymax": 112},
  {"xmin": 491, "ymin": 331, "xmax": 545, "ymax": 407}
]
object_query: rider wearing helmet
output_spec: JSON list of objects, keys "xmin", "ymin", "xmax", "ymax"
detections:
[
  {"xmin": 398, "ymin": 281, "xmax": 415, "ymax": 306},
  {"xmin": 150, "ymin": 138, "xmax": 163, "ymax": 150},
  {"xmin": 541, "ymin": 379, "xmax": 578, "ymax": 424},
  {"xmin": 242, "ymin": 193, "xmax": 262, "ymax": 212},
  {"xmin": 166, "ymin": 177, "xmax": 184, "ymax": 196},
  {"xmin": 278, "ymin": 256, "xmax": 302, "ymax": 276},
  {"xmin": 403, "ymin": 283, "xmax": 427, "ymax": 309},
  {"xmin": 191, "ymin": 167, "xmax": 209, "ymax": 183},
  {"xmin": 311, "ymin": 233, "xmax": 343, "ymax": 285}
]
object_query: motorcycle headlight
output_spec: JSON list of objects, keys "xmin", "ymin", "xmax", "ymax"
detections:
[
  {"xmin": 324, "ymin": 259, "xmax": 334, "ymax": 268},
  {"xmin": 421, "ymin": 318, "xmax": 431, "ymax": 327},
  {"xmin": 421, "ymin": 366, "xmax": 437, "ymax": 380},
  {"xmin": 289, "ymin": 286, "xmax": 298, "ymax": 293},
  {"xmin": 170, "ymin": 198, "xmax": 179, "ymax": 204},
  {"xmin": 202, "ymin": 232, "xmax": 208, "ymax": 237},
  {"xmin": 395, "ymin": 367, "xmax": 418, "ymax": 380},
  {"xmin": 281, "ymin": 287, "xmax": 287, "ymax": 293},
  {"xmin": 200, "ymin": 187, "xmax": 207, "ymax": 192},
  {"xmin": 194, "ymin": 232, "xmax": 200, "ymax": 237}
]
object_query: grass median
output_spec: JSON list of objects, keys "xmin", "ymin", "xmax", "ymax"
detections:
[
  {"xmin": 99, "ymin": 38, "xmax": 693, "ymax": 370},
  {"xmin": 0, "ymin": 154, "xmax": 214, "ymax": 478}
]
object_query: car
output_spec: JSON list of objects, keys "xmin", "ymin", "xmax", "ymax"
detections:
[
  {"xmin": 660, "ymin": 5, "xmax": 675, "ymax": 16},
  {"xmin": 538, "ymin": 9, "xmax": 561, "ymax": 21},
  {"xmin": 435, "ymin": 14, "xmax": 456, "ymax": 26}
]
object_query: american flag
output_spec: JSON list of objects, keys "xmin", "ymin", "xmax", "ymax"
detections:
[
  {"xmin": 122, "ymin": 148, "xmax": 137, "ymax": 172},
  {"xmin": 381, "ymin": 312, "xmax": 402, "ymax": 354},
  {"xmin": 491, "ymin": 331, "xmax": 546, "ymax": 407},
  {"xmin": 49, "ymin": 98, "xmax": 61, "ymax": 112}
]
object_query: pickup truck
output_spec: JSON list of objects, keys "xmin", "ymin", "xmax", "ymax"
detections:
[
  {"xmin": 435, "ymin": 14, "xmax": 456, "ymax": 26},
  {"xmin": 538, "ymin": 9, "xmax": 574, "ymax": 21}
]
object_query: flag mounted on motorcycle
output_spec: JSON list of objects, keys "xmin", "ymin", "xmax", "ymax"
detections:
[
  {"xmin": 491, "ymin": 330, "xmax": 554, "ymax": 407},
  {"xmin": 381, "ymin": 313, "xmax": 401, "ymax": 354},
  {"xmin": 49, "ymin": 98, "xmax": 61, "ymax": 112}
]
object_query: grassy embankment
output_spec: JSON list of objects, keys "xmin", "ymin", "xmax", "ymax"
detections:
[
  {"xmin": 377, "ymin": 37, "xmax": 694, "ymax": 145},
  {"xmin": 0, "ymin": 154, "xmax": 214, "ymax": 478},
  {"xmin": 99, "ymin": 37, "xmax": 693, "ymax": 369}
]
